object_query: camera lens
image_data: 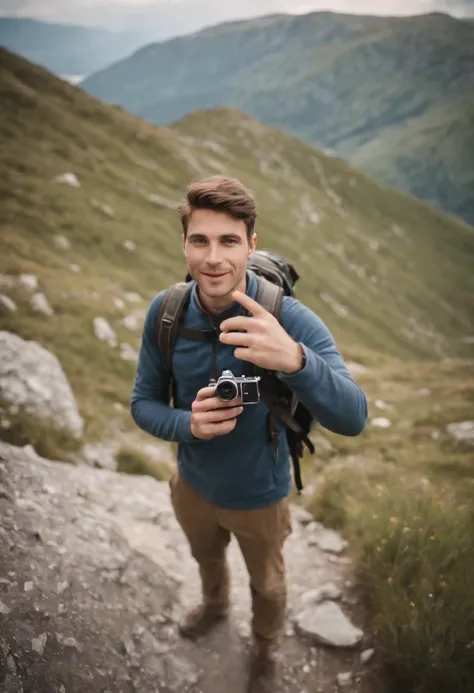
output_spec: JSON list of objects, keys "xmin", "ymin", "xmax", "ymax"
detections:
[{"xmin": 216, "ymin": 379, "xmax": 238, "ymax": 401}]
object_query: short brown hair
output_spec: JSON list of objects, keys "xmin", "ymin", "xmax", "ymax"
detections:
[{"xmin": 178, "ymin": 176, "xmax": 257, "ymax": 239}]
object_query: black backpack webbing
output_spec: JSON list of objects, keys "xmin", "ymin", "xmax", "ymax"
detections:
[{"xmin": 157, "ymin": 277, "xmax": 314, "ymax": 492}]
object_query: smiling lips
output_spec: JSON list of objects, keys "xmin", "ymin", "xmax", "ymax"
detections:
[{"xmin": 202, "ymin": 271, "xmax": 228, "ymax": 279}]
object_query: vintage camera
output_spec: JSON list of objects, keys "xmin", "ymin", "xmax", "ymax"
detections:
[{"xmin": 212, "ymin": 369, "xmax": 261, "ymax": 405}]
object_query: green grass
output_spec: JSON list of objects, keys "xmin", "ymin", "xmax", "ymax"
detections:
[
  {"xmin": 81, "ymin": 11, "xmax": 474, "ymax": 225},
  {"xmin": 303, "ymin": 358, "xmax": 474, "ymax": 693}
]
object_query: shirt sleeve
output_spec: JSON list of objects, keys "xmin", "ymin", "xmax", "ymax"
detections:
[
  {"xmin": 277, "ymin": 297, "xmax": 368, "ymax": 436},
  {"xmin": 130, "ymin": 292, "xmax": 197, "ymax": 443}
]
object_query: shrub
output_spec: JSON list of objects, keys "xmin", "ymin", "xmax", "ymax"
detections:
[{"xmin": 306, "ymin": 465, "xmax": 474, "ymax": 693}]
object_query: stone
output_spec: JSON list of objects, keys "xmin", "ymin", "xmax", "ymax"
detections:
[
  {"xmin": 0, "ymin": 440, "xmax": 369, "ymax": 692},
  {"xmin": 93, "ymin": 317, "xmax": 117, "ymax": 348},
  {"xmin": 0, "ymin": 599, "xmax": 11, "ymax": 614},
  {"xmin": 91, "ymin": 199, "xmax": 115, "ymax": 218},
  {"xmin": 336, "ymin": 671, "xmax": 352, "ymax": 687},
  {"xmin": 307, "ymin": 527, "xmax": 348, "ymax": 555},
  {"xmin": 30, "ymin": 292, "xmax": 54, "ymax": 316},
  {"xmin": 446, "ymin": 421, "xmax": 474, "ymax": 446},
  {"xmin": 122, "ymin": 315, "xmax": 139, "ymax": 331},
  {"xmin": 124, "ymin": 292, "xmax": 142, "ymax": 303},
  {"xmin": 113, "ymin": 297, "xmax": 125, "ymax": 309},
  {"xmin": 53, "ymin": 172, "xmax": 80, "ymax": 188},
  {"xmin": 31, "ymin": 632, "xmax": 48, "ymax": 656},
  {"xmin": 371, "ymin": 417, "xmax": 391, "ymax": 428},
  {"xmin": 19, "ymin": 274, "xmax": 38, "ymax": 290},
  {"xmin": 122, "ymin": 240, "xmax": 136, "ymax": 251},
  {"xmin": 69, "ymin": 264, "xmax": 81, "ymax": 273},
  {"xmin": 119, "ymin": 343, "xmax": 139, "ymax": 362},
  {"xmin": 0, "ymin": 332, "xmax": 84, "ymax": 439},
  {"xmin": 53, "ymin": 235, "xmax": 71, "ymax": 250},
  {"xmin": 300, "ymin": 582, "xmax": 342, "ymax": 606},
  {"xmin": 291, "ymin": 505, "xmax": 314, "ymax": 526},
  {"xmin": 294, "ymin": 601, "xmax": 363, "ymax": 648},
  {"xmin": 360, "ymin": 648, "xmax": 375, "ymax": 664},
  {"xmin": 0, "ymin": 294, "xmax": 17, "ymax": 311}
]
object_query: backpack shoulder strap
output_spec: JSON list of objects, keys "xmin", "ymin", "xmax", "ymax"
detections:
[
  {"xmin": 253, "ymin": 275, "xmax": 313, "ymax": 494},
  {"xmin": 158, "ymin": 282, "xmax": 192, "ymax": 373},
  {"xmin": 254, "ymin": 274, "xmax": 284, "ymax": 322}
]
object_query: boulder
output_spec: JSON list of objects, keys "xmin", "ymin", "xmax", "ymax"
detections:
[
  {"xmin": 0, "ymin": 442, "xmax": 195, "ymax": 693},
  {"xmin": 0, "ymin": 331, "xmax": 84, "ymax": 439},
  {"xmin": 446, "ymin": 421, "xmax": 474, "ymax": 446},
  {"xmin": 294, "ymin": 600, "xmax": 363, "ymax": 648}
]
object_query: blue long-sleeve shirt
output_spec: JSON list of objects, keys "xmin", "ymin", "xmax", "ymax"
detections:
[{"xmin": 131, "ymin": 271, "xmax": 368, "ymax": 508}]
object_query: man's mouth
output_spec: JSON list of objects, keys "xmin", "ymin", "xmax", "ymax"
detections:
[{"xmin": 202, "ymin": 271, "xmax": 228, "ymax": 278}]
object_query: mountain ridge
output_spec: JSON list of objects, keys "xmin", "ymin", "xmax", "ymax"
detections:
[{"xmin": 81, "ymin": 10, "xmax": 474, "ymax": 226}]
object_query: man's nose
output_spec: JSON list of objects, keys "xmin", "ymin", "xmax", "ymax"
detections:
[{"xmin": 206, "ymin": 244, "xmax": 222, "ymax": 264}]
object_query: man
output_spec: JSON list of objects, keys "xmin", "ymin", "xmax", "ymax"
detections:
[{"xmin": 131, "ymin": 176, "xmax": 368, "ymax": 692}]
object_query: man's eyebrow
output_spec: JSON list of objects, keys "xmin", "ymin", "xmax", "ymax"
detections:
[
  {"xmin": 187, "ymin": 232, "xmax": 243, "ymax": 241},
  {"xmin": 220, "ymin": 233, "xmax": 243, "ymax": 241}
]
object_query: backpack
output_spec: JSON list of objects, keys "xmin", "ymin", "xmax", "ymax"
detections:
[{"xmin": 157, "ymin": 250, "xmax": 316, "ymax": 493}]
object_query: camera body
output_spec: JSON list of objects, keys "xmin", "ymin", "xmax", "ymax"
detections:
[{"xmin": 212, "ymin": 369, "xmax": 261, "ymax": 405}]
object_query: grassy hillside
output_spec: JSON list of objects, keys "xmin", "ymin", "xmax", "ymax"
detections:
[
  {"xmin": 1, "ymin": 45, "xmax": 474, "ymax": 441},
  {"xmin": 81, "ymin": 10, "xmax": 474, "ymax": 226},
  {"xmin": 1, "ymin": 49, "xmax": 473, "ymax": 693}
]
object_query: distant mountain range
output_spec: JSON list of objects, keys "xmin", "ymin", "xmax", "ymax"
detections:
[
  {"xmin": 0, "ymin": 17, "xmax": 149, "ymax": 76},
  {"xmin": 80, "ymin": 11, "xmax": 474, "ymax": 226}
]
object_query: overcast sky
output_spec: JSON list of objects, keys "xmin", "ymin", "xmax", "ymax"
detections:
[{"xmin": 1, "ymin": 0, "xmax": 473, "ymax": 24}]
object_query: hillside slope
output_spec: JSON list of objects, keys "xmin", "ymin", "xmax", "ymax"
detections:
[
  {"xmin": 81, "ymin": 11, "xmax": 474, "ymax": 226},
  {"xmin": 1, "ymin": 47, "xmax": 473, "ymax": 440}
]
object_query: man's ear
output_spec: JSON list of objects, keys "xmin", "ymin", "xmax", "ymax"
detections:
[{"xmin": 249, "ymin": 232, "xmax": 258, "ymax": 256}]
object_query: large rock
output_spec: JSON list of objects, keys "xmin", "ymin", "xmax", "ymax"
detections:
[
  {"xmin": 0, "ymin": 443, "xmax": 373, "ymax": 693},
  {"xmin": 0, "ymin": 443, "xmax": 195, "ymax": 693},
  {"xmin": 294, "ymin": 600, "xmax": 363, "ymax": 648},
  {"xmin": 0, "ymin": 331, "xmax": 84, "ymax": 439}
]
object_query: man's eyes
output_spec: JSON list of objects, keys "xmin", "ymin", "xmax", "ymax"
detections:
[{"xmin": 191, "ymin": 238, "xmax": 238, "ymax": 245}]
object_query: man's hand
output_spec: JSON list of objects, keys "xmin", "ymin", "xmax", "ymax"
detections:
[
  {"xmin": 190, "ymin": 386, "xmax": 244, "ymax": 440},
  {"xmin": 219, "ymin": 290, "xmax": 304, "ymax": 373}
]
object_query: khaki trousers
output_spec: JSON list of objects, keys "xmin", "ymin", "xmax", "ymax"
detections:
[{"xmin": 169, "ymin": 472, "xmax": 292, "ymax": 644}]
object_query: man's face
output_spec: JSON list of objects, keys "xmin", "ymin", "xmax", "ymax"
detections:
[{"xmin": 183, "ymin": 208, "xmax": 257, "ymax": 306}]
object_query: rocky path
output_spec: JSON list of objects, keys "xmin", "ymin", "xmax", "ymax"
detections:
[{"xmin": 0, "ymin": 443, "xmax": 384, "ymax": 693}]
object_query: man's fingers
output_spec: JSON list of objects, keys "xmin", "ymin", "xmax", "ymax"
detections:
[
  {"xmin": 219, "ymin": 330, "xmax": 253, "ymax": 346},
  {"xmin": 231, "ymin": 290, "xmax": 267, "ymax": 317},
  {"xmin": 219, "ymin": 315, "xmax": 254, "ymax": 332},
  {"xmin": 195, "ymin": 386, "xmax": 218, "ymax": 401},
  {"xmin": 203, "ymin": 418, "xmax": 237, "ymax": 437},
  {"xmin": 201, "ymin": 405, "xmax": 243, "ymax": 422},
  {"xmin": 193, "ymin": 395, "xmax": 243, "ymax": 412}
]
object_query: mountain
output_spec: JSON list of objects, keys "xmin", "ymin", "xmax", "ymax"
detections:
[
  {"xmin": 0, "ymin": 17, "xmax": 149, "ymax": 77},
  {"xmin": 1, "ymin": 46, "xmax": 474, "ymax": 440},
  {"xmin": 81, "ymin": 10, "xmax": 474, "ymax": 226}
]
